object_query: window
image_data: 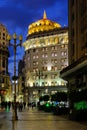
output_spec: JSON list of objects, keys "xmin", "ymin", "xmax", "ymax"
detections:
[
  {"xmin": 51, "ymin": 82, "xmax": 55, "ymax": 86},
  {"xmin": 33, "ymin": 61, "xmax": 38, "ymax": 66},
  {"xmin": 61, "ymin": 59, "xmax": 64, "ymax": 62},
  {"xmin": 33, "ymin": 75, "xmax": 36, "ymax": 80},
  {"xmin": 3, "ymin": 42, "xmax": 5, "ymax": 45},
  {"xmin": 42, "ymin": 47, "xmax": 48, "ymax": 52},
  {"xmin": 61, "ymin": 51, "xmax": 64, "ymax": 56},
  {"xmin": 28, "ymin": 50, "xmax": 30, "ymax": 53},
  {"xmin": 42, "ymin": 75, "xmax": 47, "ymax": 79},
  {"xmin": 54, "ymin": 66, "xmax": 57, "ymax": 71},
  {"xmin": 61, "ymin": 51, "xmax": 67, "ymax": 56},
  {"xmin": 61, "ymin": 44, "xmax": 65, "ymax": 48},
  {"xmin": 55, "ymin": 53, "xmax": 57, "ymax": 57},
  {"xmin": 65, "ymin": 44, "xmax": 68, "ymax": 49},
  {"xmin": 51, "ymin": 74, "xmax": 57, "ymax": 79},
  {"xmin": 54, "ymin": 59, "xmax": 57, "ymax": 64},
  {"xmin": 42, "ymin": 53, "xmax": 48, "ymax": 58},
  {"xmin": 42, "ymin": 66, "xmax": 47, "ymax": 71},
  {"xmin": 51, "ymin": 46, "xmax": 57, "ymax": 51},
  {"xmin": 33, "ymin": 68, "xmax": 38, "ymax": 72},
  {"xmin": 46, "ymin": 48, "xmax": 48, "ymax": 51},
  {"xmin": 52, "ymin": 52, "xmax": 57, "ymax": 57},
  {"xmin": 52, "ymin": 53, "xmax": 54, "ymax": 57},
  {"xmin": 51, "ymin": 66, "xmax": 57, "ymax": 71},
  {"xmin": 64, "ymin": 52, "xmax": 67, "ymax": 55},
  {"xmin": 28, "ymin": 57, "xmax": 30, "ymax": 60},
  {"xmin": 61, "ymin": 58, "xmax": 66, "ymax": 63},
  {"xmin": 45, "ymin": 54, "xmax": 48, "ymax": 58},
  {"xmin": 36, "ymin": 49, "xmax": 38, "ymax": 53},
  {"xmin": 1, "ymin": 77, "xmax": 4, "ymax": 83},
  {"xmin": 3, "ymin": 33, "xmax": 5, "ymax": 36},
  {"xmin": 42, "ymin": 54, "xmax": 44, "ymax": 58},
  {"xmin": 3, "ymin": 37, "xmax": 5, "ymax": 40},
  {"xmin": 33, "ymin": 55, "xmax": 38, "ymax": 59},
  {"xmin": 42, "ymin": 82, "xmax": 45, "ymax": 86},
  {"xmin": 52, "ymin": 46, "xmax": 55, "ymax": 50},
  {"xmin": 36, "ymin": 55, "xmax": 38, "ymax": 58},
  {"xmin": 51, "ymin": 59, "xmax": 57, "ymax": 64},
  {"xmin": 61, "ymin": 65, "xmax": 64, "ymax": 69},
  {"xmin": 42, "ymin": 60, "xmax": 47, "ymax": 64},
  {"xmin": 33, "ymin": 55, "xmax": 35, "ymax": 59},
  {"xmin": 33, "ymin": 48, "xmax": 38, "ymax": 53}
]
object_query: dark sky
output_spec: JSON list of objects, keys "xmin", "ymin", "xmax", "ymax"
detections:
[{"xmin": 0, "ymin": 0, "xmax": 68, "ymax": 77}]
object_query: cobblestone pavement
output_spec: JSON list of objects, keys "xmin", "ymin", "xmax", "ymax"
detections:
[{"xmin": 0, "ymin": 107, "xmax": 87, "ymax": 130}]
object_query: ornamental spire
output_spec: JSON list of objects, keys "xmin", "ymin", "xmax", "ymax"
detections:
[{"xmin": 43, "ymin": 10, "xmax": 47, "ymax": 19}]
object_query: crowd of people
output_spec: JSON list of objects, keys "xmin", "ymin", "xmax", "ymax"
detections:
[{"xmin": 0, "ymin": 101, "xmax": 36, "ymax": 112}]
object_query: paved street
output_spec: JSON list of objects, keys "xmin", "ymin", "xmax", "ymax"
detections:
[{"xmin": 0, "ymin": 107, "xmax": 87, "ymax": 130}]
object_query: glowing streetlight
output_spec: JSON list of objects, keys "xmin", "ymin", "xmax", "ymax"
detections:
[{"xmin": 7, "ymin": 33, "xmax": 22, "ymax": 120}]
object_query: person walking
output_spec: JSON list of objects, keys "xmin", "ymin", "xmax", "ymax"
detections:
[{"xmin": 19, "ymin": 102, "xmax": 23, "ymax": 111}]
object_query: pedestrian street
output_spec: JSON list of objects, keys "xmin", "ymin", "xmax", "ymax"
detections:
[{"xmin": 0, "ymin": 107, "xmax": 87, "ymax": 130}]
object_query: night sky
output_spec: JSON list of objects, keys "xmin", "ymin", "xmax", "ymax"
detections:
[{"xmin": 0, "ymin": 0, "xmax": 68, "ymax": 78}]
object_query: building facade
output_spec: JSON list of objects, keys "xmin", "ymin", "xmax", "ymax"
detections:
[
  {"xmin": 23, "ymin": 11, "xmax": 68, "ymax": 103},
  {"xmin": 18, "ymin": 59, "xmax": 25, "ymax": 102},
  {"xmin": 68, "ymin": 0, "xmax": 87, "ymax": 64},
  {"xmin": 0, "ymin": 23, "xmax": 12, "ymax": 102},
  {"xmin": 60, "ymin": 0, "xmax": 87, "ymax": 120}
]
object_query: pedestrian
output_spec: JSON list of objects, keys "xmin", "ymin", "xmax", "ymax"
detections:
[
  {"xmin": 27, "ymin": 102, "xmax": 30, "ymax": 110},
  {"xmin": 23, "ymin": 102, "xmax": 26, "ymax": 109},
  {"xmin": 19, "ymin": 102, "xmax": 23, "ymax": 111}
]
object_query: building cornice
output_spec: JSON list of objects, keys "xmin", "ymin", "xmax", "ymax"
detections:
[{"xmin": 27, "ymin": 27, "xmax": 68, "ymax": 40}]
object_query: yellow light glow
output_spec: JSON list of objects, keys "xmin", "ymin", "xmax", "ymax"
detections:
[
  {"xmin": 28, "ymin": 11, "xmax": 61, "ymax": 35},
  {"xmin": 47, "ymin": 66, "xmax": 51, "ymax": 71}
]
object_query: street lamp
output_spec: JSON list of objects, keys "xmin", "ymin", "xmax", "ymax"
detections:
[{"xmin": 7, "ymin": 33, "xmax": 22, "ymax": 120}]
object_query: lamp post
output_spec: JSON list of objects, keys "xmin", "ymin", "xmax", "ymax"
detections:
[{"xmin": 7, "ymin": 33, "xmax": 22, "ymax": 120}]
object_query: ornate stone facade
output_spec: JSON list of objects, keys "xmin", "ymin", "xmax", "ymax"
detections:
[{"xmin": 23, "ymin": 12, "xmax": 68, "ymax": 103}]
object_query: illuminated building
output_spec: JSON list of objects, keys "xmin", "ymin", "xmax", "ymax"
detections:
[
  {"xmin": 60, "ymin": 0, "xmax": 87, "ymax": 120},
  {"xmin": 0, "ymin": 23, "xmax": 12, "ymax": 102},
  {"xmin": 23, "ymin": 11, "xmax": 68, "ymax": 103}
]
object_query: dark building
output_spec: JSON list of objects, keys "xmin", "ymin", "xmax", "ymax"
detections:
[
  {"xmin": 18, "ymin": 59, "xmax": 25, "ymax": 102},
  {"xmin": 60, "ymin": 0, "xmax": 87, "ymax": 120}
]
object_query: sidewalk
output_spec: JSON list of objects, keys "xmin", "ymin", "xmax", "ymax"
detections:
[{"xmin": 0, "ymin": 107, "xmax": 87, "ymax": 130}]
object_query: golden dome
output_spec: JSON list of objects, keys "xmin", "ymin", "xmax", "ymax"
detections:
[{"xmin": 28, "ymin": 11, "xmax": 61, "ymax": 35}]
